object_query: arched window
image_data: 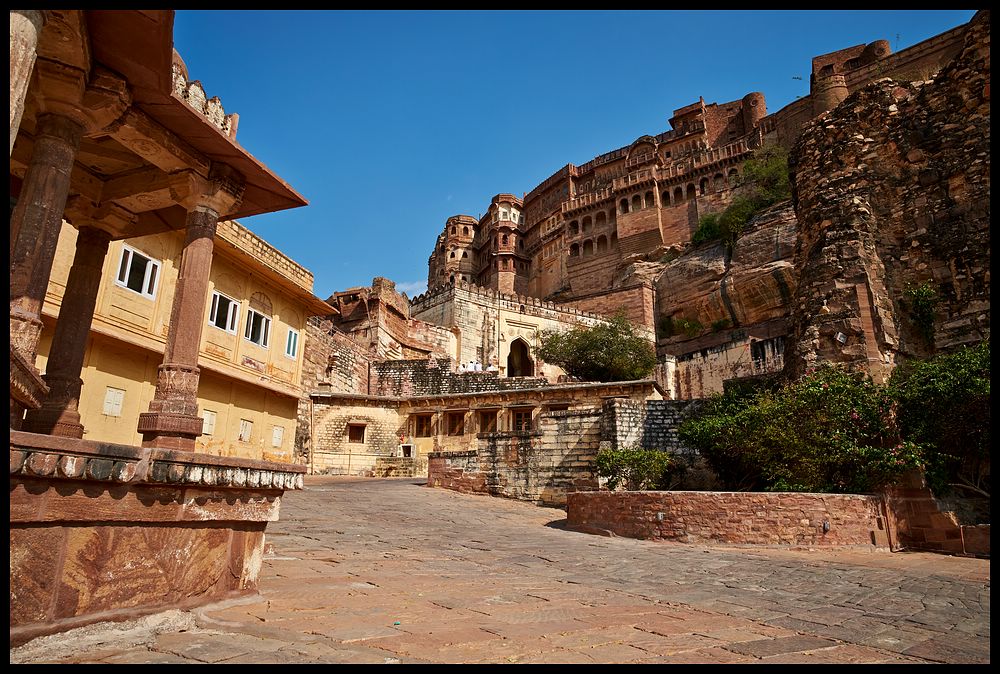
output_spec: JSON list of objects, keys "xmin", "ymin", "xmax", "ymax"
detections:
[
  {"xmin": 569, "ymin": 243, "xmax": 580, "ymax": 257},
  {"xmin": 439, "ymin": 245, "xmax": 445, "ymax": 253},
  {"xmin": 502, "ymin": 234, "xmax": 509, "ymax": 246},
  {"xmin": 699, "ymin": 177, "xmax": 709, "ymax": 195},
  {"xmin": 582, "ymin": 215, "xmax": 592, "ymax": 233},
  {"xmin": 644, "ymin": 191, "xmax": 654, "ymax": 209},
  {"xmin": 713, "ymin": 173, "xmax": 725, "ymax": 192},
  {"xmin": 620, "ymin": 198, "xmax": 629, "ymax": 214},
  {"xmin": 661, "ymin": 190, "xmax": 671, "ymax": 207},
  {"xmin": 597, "ymin": 235, "xmax": 607, "ymax": 252},
  {"xmin": 569, "ymin": 220, "xmax": 579, "ymax": 235},
  {"xmin": 595, "ymin": 211, "xmax": 606, "ymax": 228},
  {"xmin": 686, "ymin": 183, "xmax": 696, "ymax": 200},
  {"xmin": 462, "ymin": 251, "xmax": 468, "ymax": 258},
  {"xmin": 450, "ymin": 274, "xmax": 455, "ymax": 283},
  {"xmin": 674, "ymin": 186, "xmax": 684, "ymax": 203},
  {"xmin": 583, "ymin": 240, "xmax": 594, "ymax": 256},
  {"xmin": 728, "ymin": 168, "xmax": 739, "ymax": 187},
  {"xmin": 631, "ymin": 194, "xmax": 642, "ymax": 212},
  {"xmin": 451, "ymin": 226, "xmax": 456, "ymax": 234},
  {"xmin": 449, "ymin": 251, "xmax": 455, "ymax": 258}
]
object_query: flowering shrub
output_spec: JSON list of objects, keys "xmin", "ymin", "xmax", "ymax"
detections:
[{"xmin": 679, "ymin": 366, "xmax": 924, "ymax": 493}]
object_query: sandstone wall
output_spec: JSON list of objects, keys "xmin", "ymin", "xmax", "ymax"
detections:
[
  {"xmin": 566, "ymin": 490, "xmax": 891, "ymax": 547},
  {"xmin": 373, "ymin": 357, "xmax": 547, "ymax": 397},
  {"xmin": 310, "ymin": 404, "xmax": 402, "ymax": 475},
  {"xmin": 784, "ymin": 11, "xmax": 990, "ymax": 379}
]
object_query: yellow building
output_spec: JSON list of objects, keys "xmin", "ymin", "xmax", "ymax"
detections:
[{"xmin": 36, "ymin": 219, "xmax": 334, "ymax": 463}]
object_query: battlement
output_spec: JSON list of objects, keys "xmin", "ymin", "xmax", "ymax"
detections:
[
  {"xmin": 410, "ymin": 279, "xmax": 608, "ymax": 324},
  {"xmin": 171, "ymin": 50, "xmax": 239, "ymax": 138},
  {"xmin": 216, "ymin": 219, "xmax": 313, "ymax": 292}
]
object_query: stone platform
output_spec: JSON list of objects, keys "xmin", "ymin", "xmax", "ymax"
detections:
[{"xmin": 9, "ymin": 430, "xmax": 304, "ymax": 646}]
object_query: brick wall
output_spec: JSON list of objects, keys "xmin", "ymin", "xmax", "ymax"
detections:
[{"xmin": 567, "ymin": 490, "xmax": 891, "ymax": 547}]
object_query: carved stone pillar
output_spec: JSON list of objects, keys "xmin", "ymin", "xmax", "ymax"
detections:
[
  {"xmin": 9, "ymin": 113, "xmax": 83, "ymax": 427},
  {"xmin": 9, "ymin": 9, "xmax": 46, "ymax": 155},
  {"xmin": 138, "ymin": 169, "xmax": 243, "ymax": 450},
  {"xmin": 22, "ymin": 227, "xmax": 112, "ymax": 437}
]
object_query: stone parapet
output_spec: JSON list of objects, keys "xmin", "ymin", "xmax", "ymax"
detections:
[
  {"xmin": 9, "ymin": 430, "xmax": 304, "ymax": 646},
  {"xmin": 567, "ymin": 490, "xmax": 892, "ymax": 548}
]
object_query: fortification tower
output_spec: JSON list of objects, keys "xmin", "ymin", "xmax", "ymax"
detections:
[
  {"xmin": 427, "ymin": 214, "xmax": 478, "ymax": 289},
  {"xmin": 472, "ymin": 194, "xmax": 528, "ymax": 295}
]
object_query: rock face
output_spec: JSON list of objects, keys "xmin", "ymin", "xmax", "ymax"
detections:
[
  {"xmin": 784, "ymin": 9, "xmax": 990, "ymax": 380},
  {"xmin": 654, "ymin": 201, "xmax": 797, "ymax": 336}
]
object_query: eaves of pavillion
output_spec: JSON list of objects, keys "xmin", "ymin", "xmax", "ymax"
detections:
[{"xmin": 10, "ymin": 9, "xmax": 308, "ymax": 240}]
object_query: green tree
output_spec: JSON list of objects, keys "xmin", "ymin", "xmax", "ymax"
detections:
[
  {"xmin": 691, "ymin": 145, "xmax": 792, "ymax": 250},
  {"xmin": 537, "ymin": 311, "xmax": 657, "ymax": 382}
]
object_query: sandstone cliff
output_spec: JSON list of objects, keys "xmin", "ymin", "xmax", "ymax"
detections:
[
  {"xmin": 653, "ymin": 201, "xmax": 797, "ymax": 343},
  {"xmin": 784, "ymin": 9, "xmax": 990, "ymax": 380}
]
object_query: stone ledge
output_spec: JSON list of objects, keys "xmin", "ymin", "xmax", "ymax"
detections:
[{"xmin": 10, "ymin": 430, "xmax": 305, "ymax": 491}]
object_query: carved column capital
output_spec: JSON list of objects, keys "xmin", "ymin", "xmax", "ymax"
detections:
[
  {"xmin": 64, "ymin": 195, "xmax": 138, "ymax": 238},
  {"xmin": 168, "ymin": 164, "xmax": 245, "ymax": 215},
  {"xmin": 33, "ymin": 59, "xmax": 131, "ymax": 136}
]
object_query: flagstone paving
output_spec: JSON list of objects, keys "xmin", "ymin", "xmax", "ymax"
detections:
[{"xmin": 10, "ymin": 476, "xmax": 990, "ymax": 664}]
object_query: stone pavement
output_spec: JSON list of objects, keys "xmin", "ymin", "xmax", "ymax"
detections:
[{"xmin": 10, "ymin": 477, "xmax": 990, "ymax": 664}]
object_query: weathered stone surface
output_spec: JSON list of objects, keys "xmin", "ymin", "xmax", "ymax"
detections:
[{"xmin": 784, "ymin": 10, "xmax": 991, "ymax": 379}]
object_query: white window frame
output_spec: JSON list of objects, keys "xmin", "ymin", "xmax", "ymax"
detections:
[
  {"xmin": 201, "ymin": 409, "xmax": 217, "ymax": 436},
  {"xmin": 208, "ymin": 291, "xmax": 240, "ymax": 334},
  {"xmin": 102, "ymin": 387, "xmax": 125, "ymax": 417},
  {"xmin": 284, "ymin": 328, "xmax": 299, "ymax": 359},
  {"xmin": 114, "ymin": 244, "xmax": 160, "ymax": 299},
  {"xmin": 244, "ymin": 309, "xmax": 271, "ymax": 348},
  {"xmin": 238, "ymin": 418, "xmax": 253, "ymax": 443}
]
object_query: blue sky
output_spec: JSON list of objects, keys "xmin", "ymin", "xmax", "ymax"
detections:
[{"xmin": 172, "ymin": 10, "xmax": 975, "ymax": 301}]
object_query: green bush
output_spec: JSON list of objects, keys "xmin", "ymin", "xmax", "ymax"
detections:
[
  {"xmin": 889, "ymin": 341, "xmax": 990, "ymax": 498},
  {"xmin": 679, "ymin": 366, "xmax": 923, "ymax": 493},
  {"xmin": 692, "ymin": 145, "xmax": 792, "ymax": 251},
  {"xmin": 692, "ymin": 213, "xmax": 722, "ymax": 245},
  {"xmin": 595, "ymin": 446, "xmax": 674, "ymax": 491},
  {"xmin": 537, "ymin": 311, "xmax": 657, "ymax": 382},
  {"xmin": 903, "ymin": 281, "xmax": 939, "ymax": 346}
]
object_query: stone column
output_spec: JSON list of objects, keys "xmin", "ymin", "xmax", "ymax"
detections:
[
  {"xmin": 137, "ymin": 169, "xmax": 242, "ymax": 451},
  {"xmin": 9, "ymin": 9, "xmax": 46, "ymax": 155},
  {"xmin": 9, "ymin": 113, "xmax": 84, "ymax": 427},
  {"xmin": 22, "ymin": 227, "xmax": 111, "ymax": 437}
]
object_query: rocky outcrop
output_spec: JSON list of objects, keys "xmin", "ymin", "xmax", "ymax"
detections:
[
  {"xmin": 784, "ymin": 10, "xmax": 990, "ymax": 380},
  {"xmin": 654, "ymin": 201, "xmax": 798, "ymax": 340}
]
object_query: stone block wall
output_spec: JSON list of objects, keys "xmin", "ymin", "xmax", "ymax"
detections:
[
  {"xmin": 601, "ymin": 398, "xmax": 701, "ymax": 456},
  {"xmin": 428, "ymin": 409, "xmax": 603, "ymax": 506},
  {"xmin": 216, "ymin": 220, "xmax": 313, "ymax": 293},
  {"xmin": 296, "ymin": 316, "xmax": 372, "ymax": 463},
  {"xmin": 310, "ymin": 404, "xmax": 402, "ymax": 475},
  {"xmin": 562, "ymin": 284, "xmax": 655, "ymax": 332},
  {"xmin": 566, "ymin": 490, "xmax": 891, "ymax": 547},
  {"xmin": 883, "ymin": 475, "xmax": 990, "ymax": 557}
]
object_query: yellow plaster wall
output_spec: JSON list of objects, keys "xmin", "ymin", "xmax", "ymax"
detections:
[{"xmin": 36, "ymin": 221, "xmax": 316, "ymax": 462}]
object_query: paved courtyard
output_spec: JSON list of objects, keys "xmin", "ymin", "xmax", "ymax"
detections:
[{"xmin": 11, "ymin": 477, "xmax": 990, "ymax": 664}]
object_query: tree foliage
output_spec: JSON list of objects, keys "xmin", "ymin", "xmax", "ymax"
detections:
[
  {"xmin": 889, "ymin": 341, "xmax": 990, "ymax": 498},
  {"xmin": 595, "ymin": 446, "xmax": 674, "ymax": 491},
  {"xmin": 537, "ymin": 311, "xmax": 656, "ymax": 382},
  {"xmin": 691, "ymin": 145, "xmax": 792, "ymax": 250},
  {"xmin": 679, "ymin": 366, "xmax": 923, "ymax": 493}
]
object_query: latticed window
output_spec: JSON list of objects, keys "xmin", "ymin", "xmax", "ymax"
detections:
[{"xmin": 512, "ymin": 409, "xmax": 533, "ymax": 432}]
